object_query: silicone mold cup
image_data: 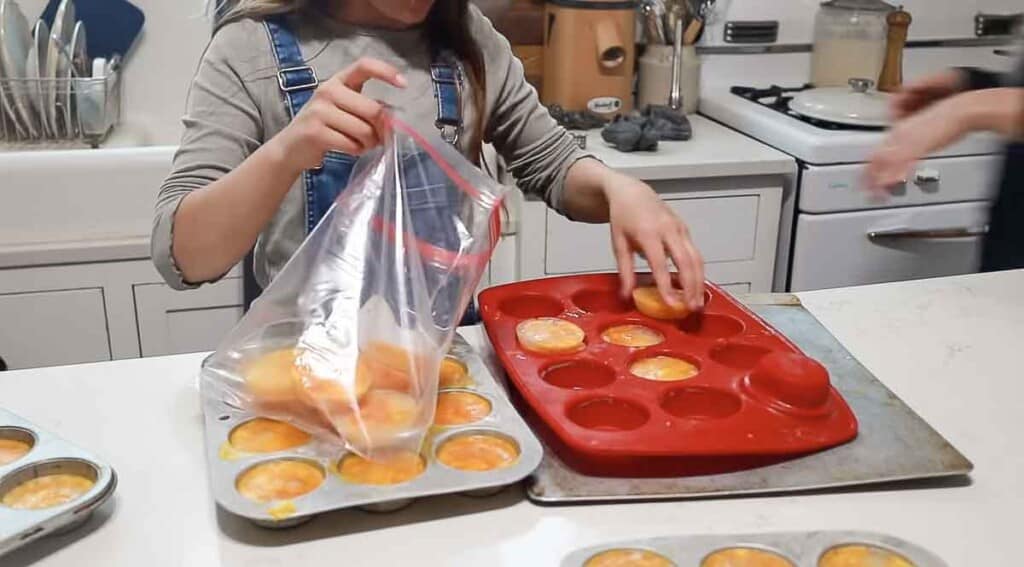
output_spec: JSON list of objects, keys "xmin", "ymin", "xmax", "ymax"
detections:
[{"xmin": 479, "ymin": 274, "xmax": 859, "ymax": 478}]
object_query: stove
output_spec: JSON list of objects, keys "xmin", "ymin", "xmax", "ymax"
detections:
[
  {"xmin": 691, "ymin": 2, "xmax": 1016, "ymax": 292},
  {"xmin": 729, "ymin": 85, "xmax": 882, "ymax": 132}
]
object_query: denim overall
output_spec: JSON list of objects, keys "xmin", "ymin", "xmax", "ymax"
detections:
[{"xmin": 262, "ymin": 17, "xmax": 479, "ymax": 326}]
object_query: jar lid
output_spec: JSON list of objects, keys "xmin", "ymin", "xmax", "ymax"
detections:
[{"xmin": 821, "ymin": 0, "xmax": 895, "ymax": 11}]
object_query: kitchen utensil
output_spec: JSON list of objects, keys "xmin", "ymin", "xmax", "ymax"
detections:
[
  {"xmin": 201, "ymin": 334, "xmax": 543, "ymax": 527},
  {"xmin": 811, "ymin": 0, "xmax": 895, "ymax": 87},
  {"xmin": 668, "ymin": 18, "xmax": 682, "ymax": 110},
  {"xmin": 562, "ymin": 531, "xmax": 948, "ymax": 567},
  {"xmin": 664, "ymin": 1, "xmax": 682, "ymax": 45},
  {"xmin": 542, "ymin": 0, "xmax": 636, "ymax": 118},
  {"xmin": 637, "ymin": 44, "xmax": 699, "ymax": 113},
  {"xmin": 45, "ymin": 0, "xmax": 73, "ymax": 137},
  {"xmin": 526, "ymin": 293, "xmax": 971, "ymax": 503},
  {"xmin": 0, "ymin": 0, "xmax": 36, "ymax": 137},
  {"xmin": 41, "ymin": 0, "xmax": 144, "ymax": 60},
  {"xmin": 639, "ymin": 0, "xmax": 665, "ymax": 44},
  {"xmin": 878, "ymin": 7, "xmax": 912, "ymax": 92},
  {"xmin": 682, "ymin": 16, "xmax": 702, "ymax": 44},
  {"xmin": 0, "ymin": 408, "xmax": 117, "ymax": 557},
  {"xmin": 790, "ymin": 77, "xmax": 891, "ymax": 127},
  {"xmin": 478, "ymin": 275, "xmax": 858, "ymax": 478}
]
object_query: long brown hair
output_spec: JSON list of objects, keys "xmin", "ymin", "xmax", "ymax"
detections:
[{"xmin": 215, "ymin": 0, "xmax": 486, "ymax": 160}]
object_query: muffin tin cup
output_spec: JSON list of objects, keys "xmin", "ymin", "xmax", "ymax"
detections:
[
  {"xmin": 479, "ymin": 274, "xmax": 859, "ymax": 477},
  {"xmin": 562, "ymin": 531, "xmax": 947, "ymax": 567},
  {"xmin": 0, "ymin": 409, "xmax": 117, "ymax": 557},
  {"xmin": 201, "ymin": 333, "xmax": 544, "ymax": 527}
]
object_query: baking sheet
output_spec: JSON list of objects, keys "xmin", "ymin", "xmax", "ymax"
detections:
[
  {"xmin": 0, "ymin": 408, "xmax": 117, "ymax": 557},
  {"xmin": 525, "ymin": 294, "xmax": 973, "ymax": 503},
  {"xmin": 202, "ymin": 333, "xmax": 544, "ymax": 526},
  {"xmin": 561, "ymin": 530, "xmax": 947, "ymax": 566}
]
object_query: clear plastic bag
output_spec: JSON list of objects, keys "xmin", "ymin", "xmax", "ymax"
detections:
[{"xmin": 201, "ymin": 115, "xmax": 507, "ymax": 459}]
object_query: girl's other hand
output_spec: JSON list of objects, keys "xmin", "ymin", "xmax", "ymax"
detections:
[
  {"xmin": 606, "ymin": 178, "xmax": 706, "ymax": 311},
  {"xmin": 269, "ymin": 57, "xmax": 408, "ymax": 172},
  {"xmin": 890, "ymin": 69, "xmax": 964, "ymax": 120}
]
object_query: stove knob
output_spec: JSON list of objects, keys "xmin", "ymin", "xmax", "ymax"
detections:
[{"xmin": 914, "ymin": 168, "xmax": 941, "ymax": 184}]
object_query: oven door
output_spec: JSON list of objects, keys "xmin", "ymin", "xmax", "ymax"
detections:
[{"xmin": 789, "ymin": 201, "xmax": 989, "ymax": 291}]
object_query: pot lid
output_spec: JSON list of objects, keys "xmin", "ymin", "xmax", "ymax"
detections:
[
  {"xmin": 821, "ymin": 0, "xmax": 895, "ymax": 11},
  {"xmin": 790, "ymin": 78, "xmax": 892, "ymax": 128}
]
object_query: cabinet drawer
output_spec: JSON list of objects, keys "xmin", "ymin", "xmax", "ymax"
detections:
[
  {"xmin": 0, "ymin": 288, "xmax": 111, "ymax": 369},
  {"xmin": 790, "ymin": 201, "xmax": 987, "ymax": 291},
  {"xmin": 545, "ymin": 194, "xmax": 760, "ymax": 274},
  {"xmin": 134, "ymin": 278, "xmax": 244, "ymax": 357}
]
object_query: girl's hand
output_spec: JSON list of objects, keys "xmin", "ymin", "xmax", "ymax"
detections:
[
  {"xmin": 269, "ymin": 58, "xmax": 407, "ymax": 172},
  {"xmin": 890, "ymin": 69, "xmax": 964, "ymax": 120},
  {"xmin": 606, "ymin": 177, "xmax": 706, "ymax": 311}
]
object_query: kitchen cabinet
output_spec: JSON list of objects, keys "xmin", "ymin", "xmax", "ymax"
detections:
[
  {"xmin": 516, "ymin": 176, "xmax": 784, "ymax": 293},
  {"xmin": 0, "ymin": 259, "xmax": 244, "ymax": 370},
  {"xmin": 134, "ymin": 278, "xmax": 244, "ymax": 357},
  {"xmin": 0, "ymin": 288, "xmax": 111, "ymax": 370}
]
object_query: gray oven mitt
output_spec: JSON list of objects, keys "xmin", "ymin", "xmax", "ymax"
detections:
[
  {"xmin": 600, "ymin": 106, "xmax": 692, "ymax": 152},
  {"xmin": 601, "ymin": 115, "xmax": 660, "ymax": 152}
]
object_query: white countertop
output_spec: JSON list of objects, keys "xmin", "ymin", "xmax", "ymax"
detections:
[
  {"xmin": 2, "ymin": 271, "xmax": 1021, "ymax": 566},
  {"xmin": 581, "ymin": 115, "xmax": 795, "ymax": 181}
]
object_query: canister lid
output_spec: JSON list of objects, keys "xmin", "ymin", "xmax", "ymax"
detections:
[{"xmin": 821, "ymin": 0, "xmax": 895, "ymax": 11}]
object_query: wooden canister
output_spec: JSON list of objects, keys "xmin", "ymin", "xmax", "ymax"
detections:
[{"xmin": 541, "ymin": 0, "xmax": 636, "ymax": 117}]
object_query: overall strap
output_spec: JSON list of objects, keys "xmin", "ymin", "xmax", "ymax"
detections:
[
  {"xmin": 430, "ymin": 53, "xmax": 464, "ymax": 145},
  {"xmin": 264, "ymin": 16, "xmax": 319, "ymax": 118}
]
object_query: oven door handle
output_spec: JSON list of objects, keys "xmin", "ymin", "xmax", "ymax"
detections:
[{"xmin": 868, "ymin": 226, "xmax": 989, "ymax": 241}]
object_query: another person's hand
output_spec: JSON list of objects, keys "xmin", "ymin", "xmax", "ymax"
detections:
[
  {"xmin": 866, "ymin": 95, "xmax": 970, "ymax": 191},
  {"xmin": 269, "ymin": 58, "xmax": 407, "ymax": 172},
  {"xmin": 866, "ymin": 88, "xmax": 1023, "ymax": 191},
  {"xmin": 890, "ymin": 69, "xmax": 965, "ymax": 120},
  {"xmin": 605, "ymin": 177, "xmax": 705, "ymax": 311}
]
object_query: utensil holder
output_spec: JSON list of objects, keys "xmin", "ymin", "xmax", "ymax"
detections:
[
  {"xmin": 0, "ymin": 69, "xmax": 121, "ymax": 149},
  {"xmin": 638, "ymin": 44, "xmax": 700, "ymax": 114}
]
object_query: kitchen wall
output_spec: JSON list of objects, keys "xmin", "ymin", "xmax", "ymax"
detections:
[
  {"xmin": 702, "ymin": 0, "xmax": 1022, "ymax": 46},
  {"xmin": 18, "ymin": 0, "xmax": 212, "ymax": 146},
  {"xmin": 11, "ymin": 1, "xmax": 522, "ymax": 148}
]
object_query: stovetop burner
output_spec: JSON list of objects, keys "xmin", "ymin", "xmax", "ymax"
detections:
[{"xmin": 731, "ymin": 85, "xmax": 883, "ymax": 131}]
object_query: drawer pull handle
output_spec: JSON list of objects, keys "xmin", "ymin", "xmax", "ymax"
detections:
[
  {"xmin": 914, "ymin": 169, "xmax": 941, "ymax": 184},
  {"xmin": 868, "ymin": 226, "xmax": 989, "ymax": 241}
]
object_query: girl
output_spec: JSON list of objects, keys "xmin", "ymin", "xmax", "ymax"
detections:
[{"xmin": 152, "ymin": 0, "xmax": 706, "ymax": 313}]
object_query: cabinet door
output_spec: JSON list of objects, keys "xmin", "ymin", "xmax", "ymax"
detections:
[
  {"xmin": 134, "ymin": 278, "xmax": 244, "ymax": 357},
  {"xmin": 0, "ymin": 289, "xmax": 111, "ymax": 369},
  {"xmin": 546, "ymin": 195, "xmax": 761, "ymax": 273}
]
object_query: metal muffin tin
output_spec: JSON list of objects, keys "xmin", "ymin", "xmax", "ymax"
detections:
[
  {"xmin": 562, "ymin": 531, "xmax": 947, "ymax": 566},
  {"xmin": 0, "ymin": 408, "xmax": 117, "ymax": 557},
  {"xmin": 201, "ymin": 332, "xmax": 544, "ymax": 526}
]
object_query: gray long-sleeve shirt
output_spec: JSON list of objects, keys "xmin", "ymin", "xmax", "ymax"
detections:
[{"xmin": 153, "ymin": 6, "xmax": 587, "ymax": 289}]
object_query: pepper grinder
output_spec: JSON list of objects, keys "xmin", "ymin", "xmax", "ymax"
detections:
[{"xmin": 878, "ymin": 7, "xmax": 912, "ymax": 93}]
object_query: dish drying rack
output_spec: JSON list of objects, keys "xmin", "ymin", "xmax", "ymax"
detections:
[{"xmin": 0, "ymin": 63, "xmax": 121, "ymax": 149}]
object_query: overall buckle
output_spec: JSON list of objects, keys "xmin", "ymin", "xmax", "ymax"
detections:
[{"xmin": 277, "ymin": 66, "xmax": 319, "ymax": 93}]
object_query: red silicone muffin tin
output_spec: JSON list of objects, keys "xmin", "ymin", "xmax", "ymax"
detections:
[{"xmin": 478, "ymin": 274, "xmax": 858, "ymax": 477}]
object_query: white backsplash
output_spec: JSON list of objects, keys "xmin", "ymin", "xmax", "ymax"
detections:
[{"xmin": 702, "ymin": 0, "xmax": 1023, "ymax": 46}]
